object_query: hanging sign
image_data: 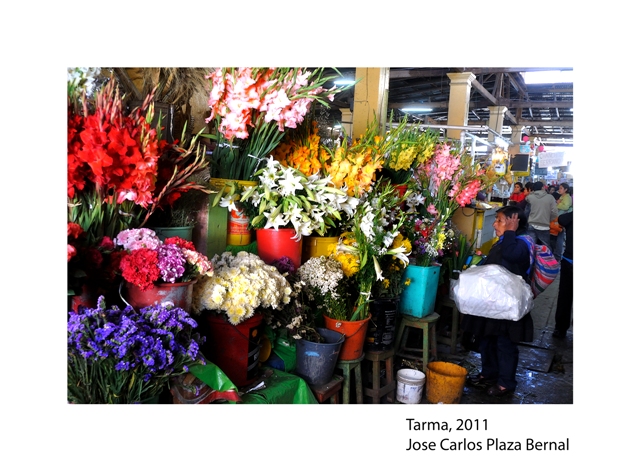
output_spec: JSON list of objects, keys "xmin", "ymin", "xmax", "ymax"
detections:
[
  {"xmin": 519, "ymin": 144, "xmax": 535, "ymax": 154},
  {"xmin": 537, "ymin": 151, "xmax": 565, "ymax": 168}
]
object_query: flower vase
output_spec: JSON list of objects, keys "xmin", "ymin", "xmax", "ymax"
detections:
[
  {"xmin": 301, "ymin": 235, "xmax": 339, "ymax": 264},
  {"xmin": 123, "ymin": 280, "xmax": 196, "ymax": 312},
  {"xmin": 323, "ymin": 314, "xmax": 371, "ymax": 361},
  {"xmin": 202, "ymin": 312, "xmax": 264, "ymax": 387},
  {"xmin": 399, "ymin": 265, "xmax": 441, "ymax": 318},
  {"xmin": 365, "ymin": 297, "xmax": 399, "ymax": 351},
  {"xmin": 69, "ymin": 284, "xmax": 97, "ymax": 313},
  {"xmin": 256, "ymin": 228, "xmax": 302, "ymax": 270}
]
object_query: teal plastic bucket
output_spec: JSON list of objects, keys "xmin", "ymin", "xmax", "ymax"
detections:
[{"xmin": 399, "ymin": 265, "xmax": 441, "ymax": 318}]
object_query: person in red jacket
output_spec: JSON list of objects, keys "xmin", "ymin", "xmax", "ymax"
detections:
[{"xmin": 509, "ymin": 182, "xmax": 526, "ymax": 204}]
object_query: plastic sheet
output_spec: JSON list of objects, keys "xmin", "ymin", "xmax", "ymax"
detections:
[{"xmin": 452, "ymin": 264, "xmax": 534, "ymax": 321}]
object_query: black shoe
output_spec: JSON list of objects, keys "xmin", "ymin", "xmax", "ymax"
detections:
[
  {"xmin": 467, "ymin": 374, "xmax": 497, "ymax": 386},
  {"xmin": 552, "ymin": 330, "xmax": 566, "ymax": 339},
  {"xmin": 486, "ymin": 384, "xmax": 514, "ymax": 397}
]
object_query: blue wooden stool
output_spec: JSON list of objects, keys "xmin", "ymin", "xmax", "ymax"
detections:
[
  {"xmin": 394, "ymin": 313, "xmax": 440, "ymax": 374},
  {"xmin": 335, "ymin": 354, "xmax": 364, "ymax": 404}
]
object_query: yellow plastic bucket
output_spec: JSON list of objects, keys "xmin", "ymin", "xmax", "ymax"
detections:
[
  {"xmin": 302, "ymin": 236, "xmax": 339, "ymax": 263},
  {"xmin": 426, "ymin": 361, "xmax": 468, "ymax": 404}
]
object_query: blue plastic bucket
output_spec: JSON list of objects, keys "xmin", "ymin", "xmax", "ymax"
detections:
[
  {"xmin": 295, "ymin": 328, "xmax": 345, "ymax": 386},
  {"xmin": 399, "ymin": 265, "xmax": 441, "ymax": 318}
]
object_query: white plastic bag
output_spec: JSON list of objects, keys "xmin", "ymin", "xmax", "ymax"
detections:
[{"xmin": 452, "ymin": 264, "xmax": 534, "ymax": 321}]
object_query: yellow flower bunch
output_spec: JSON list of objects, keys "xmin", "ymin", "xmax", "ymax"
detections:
[
  {"xmin": 320, "ymin": 118, "xmax": 393, "ymax": 197},
  {"xmin": 327, "ymin": 238, "xmax": 360, "ymax": 277},
  {"xmin": 383, "ymin": 117, "xmax": 440, "ymax": 184},
  {"xmin": 391, "ymin": 232, "xmax": 413, "ymax": 255},
  {"xmin": 272, "ymin": 120, "xmax": 323, "ymax": 176}
]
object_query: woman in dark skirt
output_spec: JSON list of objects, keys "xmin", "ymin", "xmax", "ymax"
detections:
[{"xmin": 461, "ymin": 205, "xmax": 534, "ymax": 396}]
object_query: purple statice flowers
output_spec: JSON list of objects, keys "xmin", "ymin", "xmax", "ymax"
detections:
[{"xmin": 67, "ymin": 296, "xmax": 205, "ymax": 403}]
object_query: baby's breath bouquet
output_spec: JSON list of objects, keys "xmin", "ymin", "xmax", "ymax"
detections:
[
  {"xmin": 262, "ymin": 256, "xmax": 316, "ymax": 341},
  {"xmin": 331, "ymin": 181, "xmax": 411, "ymax": 321},
  {"xmin": 191, "ymin": 251, "xmax": 292, "ymax": 325},
  {"xmin": 298, "ymin": 256, "xmax": 353, "ymax": 323}
]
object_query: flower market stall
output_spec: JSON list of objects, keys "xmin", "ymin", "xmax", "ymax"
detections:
[{"xmin": 67, "ymin": 67, "xmax": 500, "ymax": 404}]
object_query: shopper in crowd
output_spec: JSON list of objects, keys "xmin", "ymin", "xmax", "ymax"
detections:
[
  {"xmin": 551, "ymin": 182, "xmax": 572, "ymax": 260},
  {"xmin": 463, "ymin": 205, "xmax": 534, "ymax": 397},
  {"xmin": 525, "ymin": 181, "xmax": 557, "ymax": 248},
  {"xmin": 516, "ymin": 182, "xmax": 533, "ymax": 217},
  {"xmin": 509, "ymin": 182, "xmax": 526, "ymax": 204},
  {"xmin": 553, "ymin": 209, "xmax": 573, "ymax": 339}
]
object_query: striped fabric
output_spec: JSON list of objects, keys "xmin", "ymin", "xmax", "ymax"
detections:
[{"xmin": 518, "ymin": 235, "xmax": 560, "ymax": 298}]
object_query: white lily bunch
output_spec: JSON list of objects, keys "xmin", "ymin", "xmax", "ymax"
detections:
[
  {"xmin": 240, "ymin": 157, "xmax": 358, "ymax": 240},
  {"xmin": 332, "ymin": 182, "xmax": 411, "ymax": 321}
]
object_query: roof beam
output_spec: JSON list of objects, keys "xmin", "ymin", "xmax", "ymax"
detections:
[{"xmin": 389, "ymin": 100, "xmax": 573, "ymax": 110}]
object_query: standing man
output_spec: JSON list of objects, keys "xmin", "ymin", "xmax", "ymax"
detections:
[
  {"xmin": 553, "ymin": 209, "xmax": 573, "ymax": 339},
  {"xmin": 525, "ymin": 181, "xmax": 558, "ymax": 248}
]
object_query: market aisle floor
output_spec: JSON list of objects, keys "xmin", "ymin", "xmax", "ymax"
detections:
[{"xmin": 387, "ymin": 275, "xmax": 572, "ymax": 405}]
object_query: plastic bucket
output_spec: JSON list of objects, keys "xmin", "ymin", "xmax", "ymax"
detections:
[
  {"xmin": 365, "ymin": 297, "xmax": 398, "ymax": 351},
  {"xmin": 295, "ymin": 328, "xmax": 345, "ymax": 386},
  {"xmin": 124, "ymin": 280, "xmax": 195, "ymax": 312},
  {"xmin": 209, "ymin": 178, "xmax": 257, "ymax": 248},
  {"xmin": 151, "ymin": 226, "xmax": 193, "ymax": 242},
  {"xmin": 396, "ymin": 368, "xmax": 426, "ymax": 404},
  {"xmin": 256, "ymin": 228, "xmax": 303, "ymax": 270},
  {"xmin": 399, "ymin": 265, "xmax": 441, "ymax": 318},
  {"xmin": 203, "ymin": 312, "xmax": 264, "ymax": 387},
  {"xmin": 426, "ymin": 361, "xmax": 468, "ymax": 404},
  {"xmin": 323, "ymin": 314, "xmax": 371, "ymax": 360},
  {"xmin": 301, "ymin": 236, "xmax": 339, "ymax": 263}
]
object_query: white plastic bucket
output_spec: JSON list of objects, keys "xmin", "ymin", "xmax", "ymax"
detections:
[{"xmin": 396, "ymin": 368, "xmax": 426, "ymax": 404}]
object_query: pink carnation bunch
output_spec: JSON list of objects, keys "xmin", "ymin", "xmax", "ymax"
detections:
[{"xmin": 115, "ymin": 229, "xmax": 213, "ymax": 291}]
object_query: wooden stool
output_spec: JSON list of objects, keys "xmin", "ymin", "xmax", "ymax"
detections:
[
  {"xmin": 436, "ymin": 296, "xmax": 461, "ymax": 354},
  {"xmin": 363, "ymin": 347, "xmax": 396, "ymax": 404},
  {"xmin": 394, "ymin": 313, "xmax": 440, "ymax": 373},
  {"xmin": 309, "ymin": 375, "xmax": 344, "ymax": 404},
  {"xmin": 335, "ymin": 354, "xmax": 364, "ymax": 404}
]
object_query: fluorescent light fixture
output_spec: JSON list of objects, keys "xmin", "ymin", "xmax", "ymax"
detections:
[
  {"xmin": 334, "ymin": 79, "xmax": 356, "ymax": 85},
  {"xmin": 401, "ymin": 107, "xmax": 433, "ymax": 112},
  {"xmin": 523, "ymin": 70, "xmax": 573, "ymax": 84}
]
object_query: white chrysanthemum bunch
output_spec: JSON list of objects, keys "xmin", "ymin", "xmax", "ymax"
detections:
[{"xmin": 192, "ymin": 251, "xmax": 292, "ymax": 325}]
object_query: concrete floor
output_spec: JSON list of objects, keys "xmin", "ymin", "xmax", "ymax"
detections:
[{"xmin": 385, "ymin": 274, "xmax": 572, "ymax": 405}]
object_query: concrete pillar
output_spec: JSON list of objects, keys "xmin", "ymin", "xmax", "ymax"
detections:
[
  {"xmin": 446, "ymin": 72, "xmax": 475, "ymax": 140},
  {"xmin": 340, "ymin": 108, "xmax": 353, "ymax": 139},
  {"xmin": 508, "ymin": 124, "xmax": 526, "ymax": 155},
  {"xmin": 487, "ymin": 105, "xmax": 507, "ymax": 143},
  {"xmin": 352, "ymin": 68, "xmax": 390, "ymax": 138}
]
